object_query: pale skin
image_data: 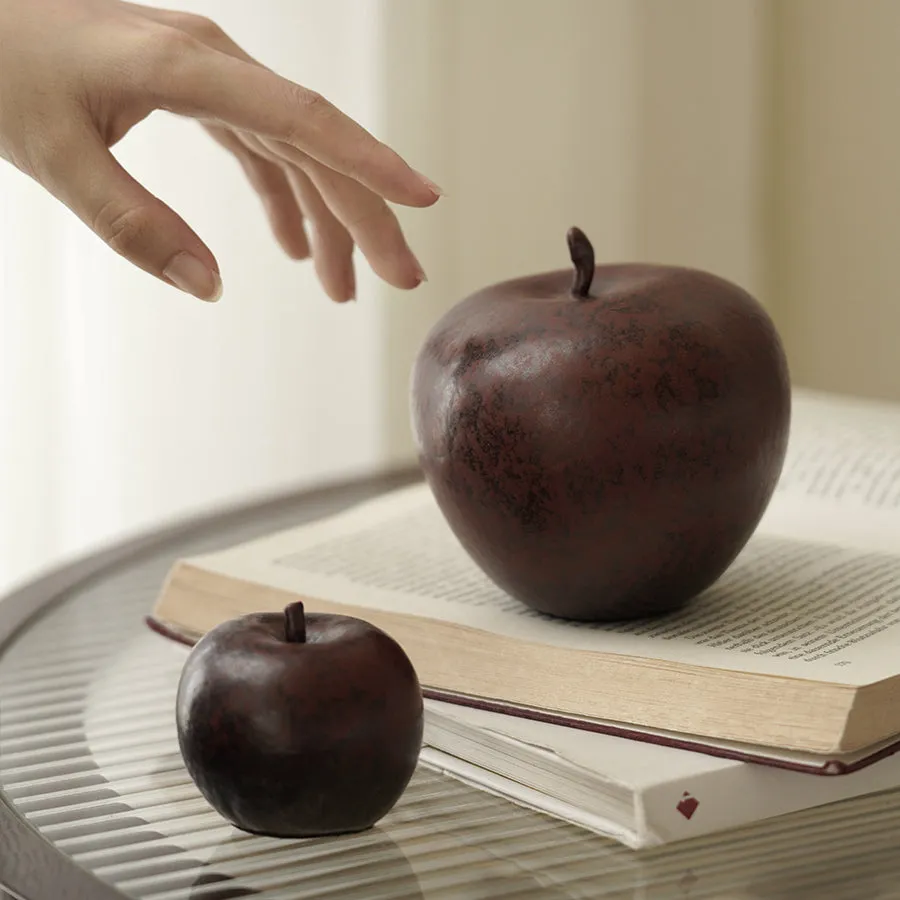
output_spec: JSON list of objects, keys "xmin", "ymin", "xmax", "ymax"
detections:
[{"xmin": 0, "ymin": 0, "xmax": 442, "ymax": 303}]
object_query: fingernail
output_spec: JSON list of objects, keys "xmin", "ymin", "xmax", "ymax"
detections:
[
  {"xmin": 164, "ymin": 252, "xmax": 222, "ymax": 302},
  {"xmin": 414, "ymin": 261, "xmax": 428, "ymax": 285},
  {"xmin": 414, "ymin": 170, "xmax": 444, "ymax": 197}
]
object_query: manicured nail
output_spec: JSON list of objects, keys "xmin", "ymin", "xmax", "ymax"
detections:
[
  {"xmin": 164, "ymin": 252, "xmax": 222, "ymax": 302},
  {"xmin": 414, "ymin": 170, "xmax": 444, "ymax": 197},
  {"xmin": 414, "ymin": 263, "xmax": 428, "ymax": 286}
]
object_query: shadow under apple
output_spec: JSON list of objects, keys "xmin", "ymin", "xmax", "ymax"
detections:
[{"xmin": 186, "ymin": 824, "xmax": 423, "ymax": 899}]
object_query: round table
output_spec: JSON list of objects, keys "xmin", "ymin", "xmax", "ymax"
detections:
[{"xmin": 2, "ymin": 470, "xmax": 900, "ymax": 900}]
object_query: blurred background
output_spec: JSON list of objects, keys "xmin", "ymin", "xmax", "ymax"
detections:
[{"xmin": 2, "ymin": 0, "xmax": 899, "ymax": 592}]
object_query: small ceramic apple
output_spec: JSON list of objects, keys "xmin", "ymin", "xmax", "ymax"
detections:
[{"xmin": 175, "ymin": 602, "xmax": 423, "ymax": 837}]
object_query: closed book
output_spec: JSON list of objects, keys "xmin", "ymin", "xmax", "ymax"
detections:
[{"xmin": 420, "ymin": 698, "xmax": 900, "ymax": 849}]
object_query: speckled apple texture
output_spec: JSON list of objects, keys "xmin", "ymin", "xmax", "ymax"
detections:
[{"xmin": 411, "ymin": 264, "xmax": 791, "ymax": 621}]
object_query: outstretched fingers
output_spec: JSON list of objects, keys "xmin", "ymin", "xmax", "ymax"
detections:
[
  {"xmin": 277, "ymin": 143, "xmax": 427, "ymax": 291},
  {"xmin": 141, "ymin": 30, "xmax": 442, "ymax": 209},
  {"xmin": 236, "ymin": 131, "xmax": 356, "ymax": 303},
  {"xmin": 123, "ymin": 8, "xmax": 437, "ymax": 300},
  {"xmin": 285, "ymin": 165, "xmax": 357, "ymax": 303},
  {"xmin": 205, "ymin": 124, "xmax": 310, "ymax": 261}
]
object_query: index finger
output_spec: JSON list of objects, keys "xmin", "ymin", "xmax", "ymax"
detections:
[{"xmin": 145, "ymin": 33, "xmax": 442, "ymax": 208}]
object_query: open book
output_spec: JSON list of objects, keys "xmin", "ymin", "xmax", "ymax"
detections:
[{"xmin": 149, "ymin": 388, "xmax": 900, "ymax": 760}]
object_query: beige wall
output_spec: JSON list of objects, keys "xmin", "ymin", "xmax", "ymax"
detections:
[
  {"xmin": 634, "ymin": 0, "xmax": 900, "ymax": 405},
  {"xmin": 635, "ymin": 0, "xmax": 770, "ymax": 300},
  {"xmin": 769, "ymin": 0, "xmax": 900, "ymax": 403}
]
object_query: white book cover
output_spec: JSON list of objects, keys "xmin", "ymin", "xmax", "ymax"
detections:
[{"xmin": 421, "ymin": 698, "xmax": 900, "ymax": 849}]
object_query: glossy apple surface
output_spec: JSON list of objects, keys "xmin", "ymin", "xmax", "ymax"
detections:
[
  {"xmin": 410, "ymin": 228, "xmax": 791, "ymax": 621},
  {"xmin": 175, "ymin": 602, "xmax": 423, "ymax": 837}
]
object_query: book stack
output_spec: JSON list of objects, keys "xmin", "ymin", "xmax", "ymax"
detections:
[{"xmin": 150, "ymin": 387, "xmax": 900, "ymax": 849}]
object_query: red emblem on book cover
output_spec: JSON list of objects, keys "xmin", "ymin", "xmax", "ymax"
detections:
[{"xmin": 677, "ymin": 791, "xmax": 699, "ymax": 819}]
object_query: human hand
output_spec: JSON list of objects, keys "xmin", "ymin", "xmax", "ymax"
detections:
[{"xmin": 0, "ymin": 0, "xmax": 441, "ymax": 303}]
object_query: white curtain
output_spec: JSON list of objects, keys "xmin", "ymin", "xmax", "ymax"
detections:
[{"xmin": 0, "ymin": 0, "xmax": 409, "ymax": 590}]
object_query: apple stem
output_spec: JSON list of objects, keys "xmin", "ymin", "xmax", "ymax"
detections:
[
  {"xmin": 284, "ymin": 602, "xmax": 307, "ymax": 643},
  {"xmin": 567, "ymin": 226, "xmax": 595, "ymax": 299}
]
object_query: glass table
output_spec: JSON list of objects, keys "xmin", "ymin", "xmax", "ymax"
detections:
[{"xmin": 2, "ymin": 469, "xmax": 900, "ymax": 900}]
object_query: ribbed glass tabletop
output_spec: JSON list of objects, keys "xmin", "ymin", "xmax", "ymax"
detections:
[{"xmin": 2, "ymin": 479, "xmax": 900, "ymax": 899}]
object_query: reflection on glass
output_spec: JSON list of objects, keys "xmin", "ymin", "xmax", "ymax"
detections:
[{"xmin": 185, "ymin": 825, "xmax": 422, "ymax": 900}]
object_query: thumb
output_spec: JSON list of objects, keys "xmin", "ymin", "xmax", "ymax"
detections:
[{"xmin": 36, "ymin": 128, "xmax": 222, "ymax": 302}]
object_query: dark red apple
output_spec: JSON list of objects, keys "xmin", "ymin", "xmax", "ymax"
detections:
[
  {"xmin": 175, "ymin": 602, "xmax": 423, "ymax": 837},
  {"xmin": 410, "ymin": 227, "xmax": 791, "ymax": 621}
]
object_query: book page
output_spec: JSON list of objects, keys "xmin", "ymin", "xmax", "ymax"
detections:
[
  {"xmin": 190, "ymin": 483, "xmax": 900, "ymax": 685},
  {"xmin": 760, "ymin": 388, "xmax": 900, "ymax": 552}
]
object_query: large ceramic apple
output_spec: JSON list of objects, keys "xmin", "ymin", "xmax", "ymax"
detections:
[
  {"xmin": 175, "ymin": 602, "xmax": 423, "ymax": 837},
  {"xmin": 410, "ymin": 227, "xmax": 791, "ymax": 621}
]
